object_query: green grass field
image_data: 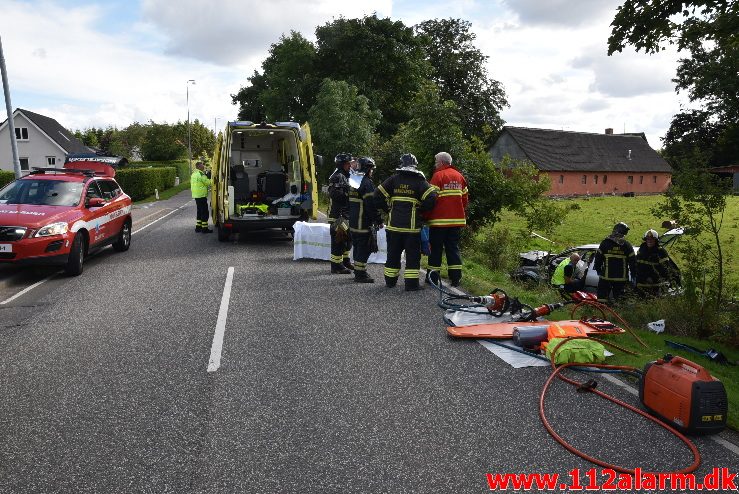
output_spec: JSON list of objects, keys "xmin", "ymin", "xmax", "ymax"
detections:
[{"xmin": 498, "ymin": 194, "xmax": 739, "ymax": 287}]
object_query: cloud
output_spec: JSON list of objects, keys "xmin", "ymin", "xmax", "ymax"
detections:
[
  {"xmin": 501, "ymin": 0, "xmax": 621, "ymax": 27},
  {"xmin": 140, "ymin": 0, "xmax": 392, "ymax": 65},
  {"xmin": 579, "ymin": 98, "xmax": 610, "ymax": 112},
  {"xmin": 572, "ymin": 46, "xmax": 676, "ymax": 97}
]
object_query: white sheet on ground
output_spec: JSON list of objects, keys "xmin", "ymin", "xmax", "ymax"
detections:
[{"xmin": 292, "ymin": 221, "xmax": 387, "ymax": 263}]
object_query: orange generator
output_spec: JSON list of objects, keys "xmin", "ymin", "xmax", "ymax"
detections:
[{"xmin": 639, "ymin": 355, "xmax": 728, "ymax": 435}]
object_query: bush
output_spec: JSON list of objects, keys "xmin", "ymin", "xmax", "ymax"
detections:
[
  {"xmin": 115, "ymin": 167, "xmax": 177, "ymax": 201},
  {"xmin": 0, "ymin": 170, "xmax": 15, "ymax": 188},
  {"xmin": 466, "ymin": 222, "xmax": 527, "ymax": 273},
  {"xmin": 129, "ymin": 160, "xmax": 189, "ymax": 181}
]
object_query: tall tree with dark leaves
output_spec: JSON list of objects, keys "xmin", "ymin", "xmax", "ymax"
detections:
[
  {"xmin": 415, "ymin": 18, "xmax": 508, "ymax": 144},
  {"xmin": 231, "ymin": 71, "xmax": 267, "ymax": 123},
  {"xmin": 608, "ymin": 0, "xmax": 738, "ymax": 168},
  {"xmin": 314, "ymin": 15, "xmax": 430, "ymax": 137}
]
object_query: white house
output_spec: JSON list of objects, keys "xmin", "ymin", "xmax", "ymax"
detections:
[{"xmin": 0, "ymin": 108, "xmax": 92, "ymax": 173}]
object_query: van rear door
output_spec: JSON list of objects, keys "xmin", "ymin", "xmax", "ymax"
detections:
[{"xmin": 299, "ymin": 123, "xmax": 318, "ymax": 220}]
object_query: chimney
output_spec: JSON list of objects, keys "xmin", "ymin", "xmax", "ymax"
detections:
[{"xmin": 605, "ymin": 128, "xmax": 614, "ymax": 135}]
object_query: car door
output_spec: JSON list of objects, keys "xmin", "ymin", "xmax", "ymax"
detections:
[
  {"xmin": 97, "ymin": 179, "xmax": 127, "ymax": 237},
  {"xmin": 84, "ymin": 180, "xmax": 112, "ymax": 246}
]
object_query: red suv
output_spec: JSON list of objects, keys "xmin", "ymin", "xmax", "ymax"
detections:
[{"xmin": 0, "ymin": 163, "xmax": 132, "ymax": 275}]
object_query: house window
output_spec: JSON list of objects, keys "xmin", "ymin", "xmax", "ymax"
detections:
[
  {"xmin": 603, "ymin": 175, "xmax": 607, "ymax": 184},
  {"xmin": 653, "ymin": 175, "xmax": 657, "ymax": 183},
  {"xmin": 15, "ymin": 127, "xmax": 29, "ymax": 140},
  {"xmin": 639, "ymin": 175, "xmax": 644, "ymax": 184},
  {"xmin": 559, "ymin": 175, "xmax": 564, "ymax": 184},
  {"xmin": 594, "ymin": 175, "xmax": 598, "ymax": 184},
  {"xmin": 581, "ymin": 175, "xmax": 587, "ymax": 184},
  {"xmin": 46, "ymin": 156, "xmax": 56, "ymax": 166},
  {"xmin": 627, "ymin": 176, "xmax": 633, "ymax": 184},
  {"xmin": 20, "ymin": 158, "xmax": 29, "ymax": 171}
]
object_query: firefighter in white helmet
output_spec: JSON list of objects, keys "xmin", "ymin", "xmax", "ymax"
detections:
[{"xmin": 635, "ymin": 229, "xmax": 671, "ymax": 296}]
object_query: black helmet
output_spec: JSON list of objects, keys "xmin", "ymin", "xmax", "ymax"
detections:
[
  {"xmin": 399, "ymin": 153, "xmax": 418, "ymax": 169},
  {"xmin": 612, "ymin": 222, "xmax": 630, "ymax": 236},
  {"xmin": 335, "ymin": 152, "xmax": 353, "ymax": 165},
  {"xmin": 356, "ymin": 156, "xmax": 375, "ymax": 174}
]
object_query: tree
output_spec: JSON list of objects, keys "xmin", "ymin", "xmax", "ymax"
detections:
[
  {"xmin": 232, "ymin": 70, "xmax": 268, "ymax": 122},
  {"xmin": 651, "ymin": 153, "xmax": 733, "ymax": 334},
  {"xmin": 141, "ymin": 122, "xmax": 187, "ymax": 161},
  {"xmin": 307, "ymin": 79, "xmax": 381, "ymax": 180},
  {"xmin": 662, "ymin": 110, "xmax": 739, "ymax": 168},
  {"xmin": 109, "ymin": 122, "xmax": 147, "ymax": 159},
  {"xmin": 415, "ymin": 18, "xmax": 508, "ymax": 144},
  {"xmin": 258, "ymin": 31, "xmax": 318, "ymax": 122},
  {"xmin": 314, "ymin": 15, "xmax": 430, "ymax": 136}
]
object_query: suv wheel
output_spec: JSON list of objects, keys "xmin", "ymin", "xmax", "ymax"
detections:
[
  {"xmin": 112, "ymin": 219, "xmax": 132, "ymax": 252},
  {"xmin": 65, "ymin": 233, "xmax": 86, "ymax": 276}
]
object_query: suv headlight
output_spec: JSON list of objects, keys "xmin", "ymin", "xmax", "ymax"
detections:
[{"xmin": 35, "ymin": 222, "xmax": 69, "ymax": 237}]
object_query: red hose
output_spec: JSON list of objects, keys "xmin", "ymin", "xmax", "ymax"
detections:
[{"xmin": 539, "ymin": 338, "xmax": 701, "ymax": 474}]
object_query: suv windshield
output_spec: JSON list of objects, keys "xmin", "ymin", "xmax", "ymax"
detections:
[{"xmin": 0, "ymin": 179, "xmax": 83, "ymax": 206}]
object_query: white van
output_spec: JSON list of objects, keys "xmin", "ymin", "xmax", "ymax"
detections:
[{"xmin": 211, "ymin": 121, "xmax": 319, "ymax": 241}]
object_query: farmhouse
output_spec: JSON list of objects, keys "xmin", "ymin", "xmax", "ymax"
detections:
[
  {"xmin": 489, "ymin": 126, "xmax": 673, "ymax": 196},
  {"xmin": 0, "ymin": 108, "xmax": 91, "ymax": 174}
]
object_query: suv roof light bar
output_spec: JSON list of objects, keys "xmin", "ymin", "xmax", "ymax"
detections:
[{"xmin": 30, "ymin": 167, "xmax": 98, "ymax": 177}]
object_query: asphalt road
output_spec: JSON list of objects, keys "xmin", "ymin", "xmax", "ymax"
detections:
[{"xmin": 1, "ymin": 192, "xmax": 738, "ymax": 493}]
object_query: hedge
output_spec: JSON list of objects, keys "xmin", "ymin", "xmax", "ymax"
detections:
[
  {"xmin": 129, "ymin": 160, "xmax": 190, "ymax": 181},
  {"xmin": 115, "ymin": 167, "xmax": 177, "ymax": 201},
  {"xmin": 0, "ymin": 170, "xmax": 15, "ymax": 188}
]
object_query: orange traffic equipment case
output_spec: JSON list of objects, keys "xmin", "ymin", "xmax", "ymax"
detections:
[{"xmin": 639, "ymin": 355, "xmax": 727, "ymax": 435}]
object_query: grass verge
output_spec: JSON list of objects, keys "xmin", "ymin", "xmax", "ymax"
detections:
[{"xmin": 134, "ymin": 181, "xmax": 191, "ymax": 204}]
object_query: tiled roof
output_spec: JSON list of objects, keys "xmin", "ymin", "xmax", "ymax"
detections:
[
  {"xmin": 0, "ymin": 108, "xmax": 92, "ymax": 155},
  {"xmin": 503, "ymin": 126, "xmax": 672, "ymax": 173}
]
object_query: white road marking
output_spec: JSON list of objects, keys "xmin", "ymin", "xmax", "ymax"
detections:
[
  {"xmin": 207, "ymin": 267, "xmax": 235, "ymax": 373},
  {"xmin": 131, "ymin": 202, "xmax": 189, "ymax": 235},
  {"xmin": 0, "ymin": 271, "xmax": 60, "ymax": 305},
  {"xmin": 0, "ymin": 201, "xmax": 188, "ymax": 305}
]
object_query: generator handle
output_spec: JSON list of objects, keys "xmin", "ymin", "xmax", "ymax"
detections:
[{"xmin": 668, "ymin": 356, "xmax": 713, "ymax": 380}]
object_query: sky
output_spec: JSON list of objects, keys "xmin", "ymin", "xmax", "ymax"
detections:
[{"xmin": 0, "ymin": 0, "xmax": 689, "ymax": 149}]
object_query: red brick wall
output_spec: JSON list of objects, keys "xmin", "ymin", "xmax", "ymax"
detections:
[{"xmin": 545, "ymin": 171, "xmax": 672, "ymax": 196}]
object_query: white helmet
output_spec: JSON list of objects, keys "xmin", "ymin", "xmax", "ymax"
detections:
[{"xmin": 643, "ymin": 229, "xmax": 659, "ymax": 240}]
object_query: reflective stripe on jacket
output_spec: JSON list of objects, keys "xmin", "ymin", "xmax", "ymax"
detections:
[
  {"xmin": 191, "ymin": 170, "xmax": 211, "ymax": 198},
  {"xmin": 349, "ymin": 175, "xmax": 382, "ymax": 233},
  {"xmin": 636, "ymin": 243, "xmax": 670, "ymax": 287},
  {"xmin": 593, "ymin": 236, "xmax": 636, "ymax": 281},
  {"xmin": 427, "ymin": 163, "xmax": 468, "ymax": 227},
  {"xmin": 374, "ymin": 170, "xmax": 437, "ymax": 233}
]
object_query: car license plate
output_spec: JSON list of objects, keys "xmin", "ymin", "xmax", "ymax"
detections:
[{"xmin": 0, "ymin": 244, "xmax": 12, "ymax": 253}]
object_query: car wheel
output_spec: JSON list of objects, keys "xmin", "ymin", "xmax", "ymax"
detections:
[
  {"xmin": 112, "ymin": 219, "xmax": 131, "ymax": 252},
  {"xmin": 217, "ymin": 225, "xmax": 230, "ymax": 242},
  {"xmin": 65, "ymin": 233, "xmax": 86, "ymax": 276}
]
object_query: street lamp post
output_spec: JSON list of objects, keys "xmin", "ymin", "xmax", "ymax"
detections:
[{"xmin": 186, "ymin": 79, "xmax": 196, "ymax": 172}]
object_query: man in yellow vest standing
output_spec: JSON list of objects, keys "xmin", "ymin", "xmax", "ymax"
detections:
[{"xmin": 191, "ymin": 161, "xmax": 212, "ymax": 233}]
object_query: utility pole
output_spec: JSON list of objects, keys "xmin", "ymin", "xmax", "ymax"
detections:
[
  {"xmin": 186, "ymin": 79, "xmax": 196, "ymax": 172},
  {"xmin": 0, "ymin": 36, "xmax": 21, "ymax": 179}
]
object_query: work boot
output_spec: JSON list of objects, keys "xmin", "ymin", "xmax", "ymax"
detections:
[
  {"xmin": 384, "ymin": 276, "xmax": 397, "ymax": 288},
  {"xmin": 354, "ymin": 272, "xmax": 375, "ymax": 283},
  {"xmin": 451, "ymin": 279, "xmax": 461, "ymax": 287},
  {"xmin": 405, "ymin": 279, "xmax": 424, "ymax": 291},
  {"xmin": 201, "ymin": 228, "xmax": 213, "ymax": 234},
  {"xmin": 342, "ymin": 259, "xmax": 355, "ymax": 271},
  {"xmin": 331, "ymin": 262, "xmax": 351, "ymax": 274},
  {"xmin": 195, "ymin": 226, "xmax": 203, "ymax": 233}
]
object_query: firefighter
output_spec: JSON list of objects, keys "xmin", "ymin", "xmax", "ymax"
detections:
[
  {"xmin": 593, "ymin": 222, "xmax": 636, "ymax": 302},
  {"xmin": 636, "ymin": 229, "xmax": 671, "ymax": 296},
  {"xmin": 426, "ymin": 152, "xmax": 468, "ymax": 287},
  {"xmin": 348, "ymin": 157, "xmax": 383, "ymax": 283},
  {"xmin": 328, "ymin": 153, "xmax": 354, "ymax": 274},
  {"xmin": 191, "ymin": 161, "xmax": 212, "ymax": 233},
  {"xmin": 374, "ymin": 153, "xmax": 437, "ymax": 291}
]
